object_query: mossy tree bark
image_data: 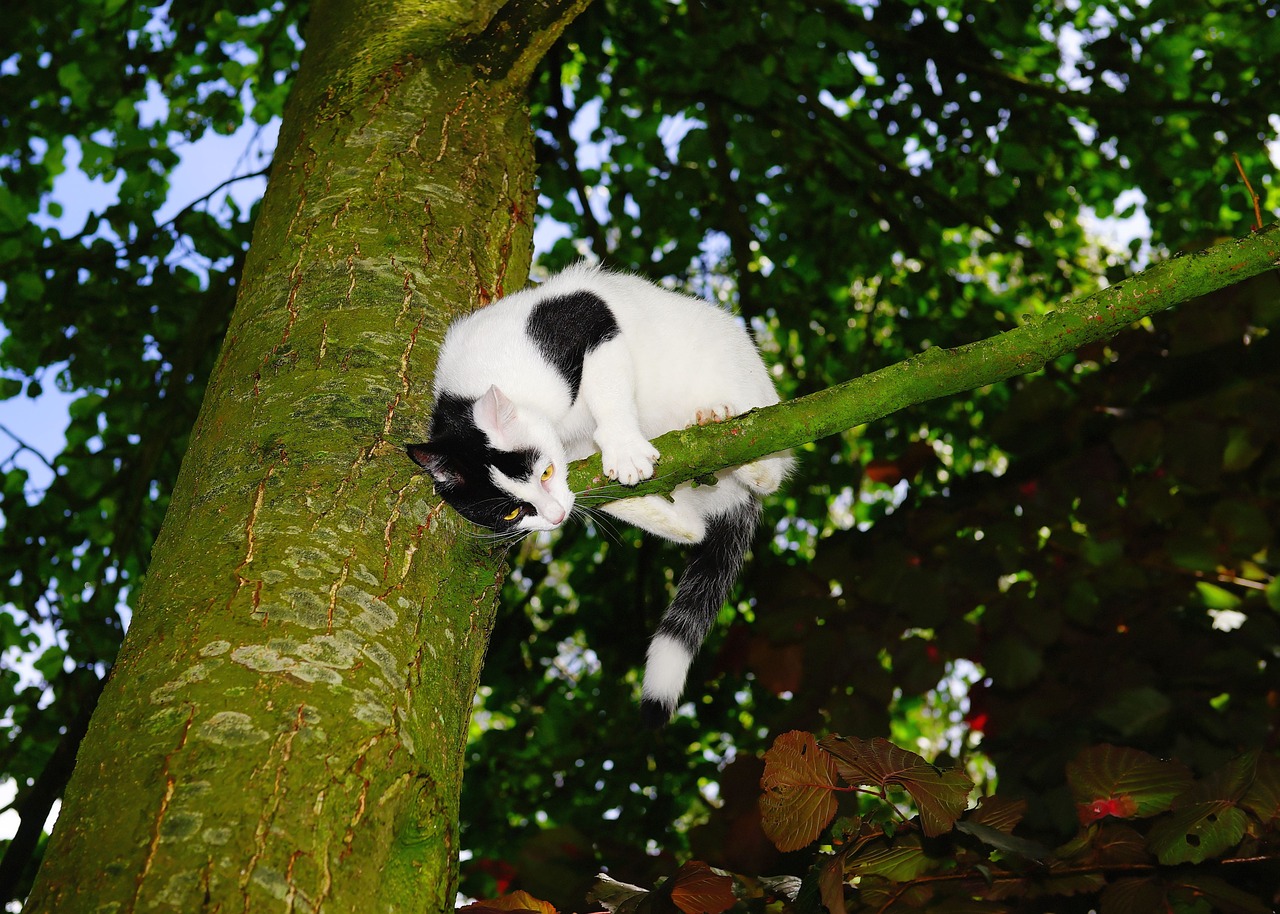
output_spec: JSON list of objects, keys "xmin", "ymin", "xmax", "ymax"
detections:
[{"xmin": 25, "ymin": 1, "xmax": 590, "ymax": 910}]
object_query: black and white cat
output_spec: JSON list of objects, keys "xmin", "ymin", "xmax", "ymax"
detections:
[{"xmin": 407, "ymin": 263, "xmax": 792, "ymax": 726}]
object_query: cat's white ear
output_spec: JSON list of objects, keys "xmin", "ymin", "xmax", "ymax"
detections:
[{"xmin": 474, "ymin": 385, "xmax": 521, "ymax": 448}]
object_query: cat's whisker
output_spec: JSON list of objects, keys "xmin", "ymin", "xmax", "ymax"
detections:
[{"xmin": 569, "ymin": 504, "xmax": 628, "ymax": 547}]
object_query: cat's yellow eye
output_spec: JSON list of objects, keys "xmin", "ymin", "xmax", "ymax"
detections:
[
  {"xmin": 502, "ymin": 507, "xmax": 522, "ymax": 521},
  {"xmin": 541, "ymin": 464, "xmax": 554, "ymax": 482}
]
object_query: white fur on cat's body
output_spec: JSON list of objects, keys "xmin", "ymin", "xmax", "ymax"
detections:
[
  {"xmin": 431, "ymin": 263, "xmax": 792, "ymax": 714},
  {"xmin": 432, "ymin": 263, "xmax": 792, "ymax": 540}
]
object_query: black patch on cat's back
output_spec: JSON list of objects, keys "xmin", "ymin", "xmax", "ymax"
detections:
[{"xmin": 526, "ymin": 291, "xmax": 620, "ymax": 400}]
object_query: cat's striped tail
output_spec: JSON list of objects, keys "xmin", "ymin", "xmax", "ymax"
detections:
[{"xmin": 639, "ymin": 498, "xmax": 762, "ymax": 728}]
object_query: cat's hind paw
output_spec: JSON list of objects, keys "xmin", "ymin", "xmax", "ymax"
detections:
[
  {"xmin": 600, "ymin": 436, "xmax": 660, "ymax": 486},
  {"xmin": 735, "ymin": 452, "xmax": 794, "ymax": 495},
  {"xmin": 688, "ymin": 404, "xmax": 736, "ymax": 427}
]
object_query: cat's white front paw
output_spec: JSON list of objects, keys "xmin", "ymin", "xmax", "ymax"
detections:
[{"xmin": 600, "ymin": 436, "xmax": 660, "ymax": 486}]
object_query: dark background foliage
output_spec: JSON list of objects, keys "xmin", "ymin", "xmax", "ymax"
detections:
[{"xmin": 2, "ymin": 0, "xmax": 1278, "ymax": 908}]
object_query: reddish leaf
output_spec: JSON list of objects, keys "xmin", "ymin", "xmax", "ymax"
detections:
[
  {"xmin": 863, "ymin": 458, "xmax": 905, "ymax": 485},
  {"xmin": 760, "ymin": 730, "xmax": 841, "ymax": 852},
  {"xmin": 1100, "ymin": 877, "xmax": 1167, "ymax": 914},
  {"xmin": 818, "ymin": 855, "xmax": 846, "ymax": 914},
  {"xmin": 967, "ymin": 796, "xmax": 1026, "ymax": 834},
  {"xmin": 896, "ymin": 765, "xmax": 974, "ymax": 837},
  {"xmin": 1066, "ymin": 744, "xmax": 1192, "ymax": 824},
  {"xmin": 1092, "ymin": 823, "xmax": 1152, "ymax": 866},
  {"xmin": 746, "ymin": 636, "xmax": 805, "ymax": 696},
  {"xmin": 1173, "ymin": 874, "xmax": 1272, "ymax": 914},
  {"xmin": 460, "ymin": 891, "xmax": 558, "ymax": 914},
  {"xmin": 1241, "ymin": 752, "xmax": 1280, "ymax": 824},
  {"xmin": 819, "ymin": 736, "xmax": 972, "ymax": 836},
  {"xmin": 668, "ymin": 861, "xmax": 737, "ymax": 914}
]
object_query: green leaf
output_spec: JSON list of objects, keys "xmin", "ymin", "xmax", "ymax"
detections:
[
  {"xmin": 1146, "ymin": 803, "xmax": 1248, "ymax": 865},
  {"xmin": 56, "ymin": 62, "xmax": 93, "ymax": 107},
  {"xmin": 1066, "ymin": 745, "xmax": 1193, "ymax": 824},
  {"xmin": 33, "ymin": 644, "xmax": 67, "ymax": 682},
  {"xmin": 842, "ymin": 833, "xmax": 936, "ymax": 882},
  {"xmin": 1195, "ymin": 582, "xmax": 1241, "ymax": 610},
  {"xmin": 1267, "ymin": 576, "xmax": 1280, "ymax": 612},
  {"xmin": 1093, "ymin": 686, "xmax": 1173, "ymax": 738},
  {"xmin": 1147, "ymin": 755, "xmax": 1256, "ymax": 865},
  {"xmin": 954, "ymin": 819, "xmax": 1051, "ymax": 862},
  {"xmin": 1221, "ymin": 427, "xmax": 1264, "ymax": 472}
]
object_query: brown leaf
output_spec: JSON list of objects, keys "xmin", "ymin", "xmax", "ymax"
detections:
[
  {"xmin": 967, "ymin": 795, "xmax": 1026, "ymax": 834},
  {"xmin": 1092, "ymin": 823, "xmax": 1152, "ymax": 866},
  {"xmin": 819, "ymin": 735, "xmax": 917, "ymax": 786},
  {"xmin": 760, "ymin": 730, "xmax": 841, "ymax": 852},
  {"xmin": 818, "ymin": 854, "xmax": 847, "ymax": 914},
  {"xmin": 1241, "ymin": 752, "xmax": 1280, "ymax": 824},
  {"xmin": 668, "ymin": 861, "xmax": 737, "ymax": 914},
  {"xmin": 460, "ymin": 890, "xmax": 558, "ymax": 914},
  {"xmin": 819, "ymin": 736, "xmax": 971, "ymax": 836}
]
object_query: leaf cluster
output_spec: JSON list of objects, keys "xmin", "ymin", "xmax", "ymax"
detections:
[
  {"xmin": 752, "ymin": 735, "xmax": 1280, "ymax": 913},
  {"xmin": 481, "ymin": 737, "xmax": 1280, "ymax": 913}
]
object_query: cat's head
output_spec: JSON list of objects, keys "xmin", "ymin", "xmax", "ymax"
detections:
[{"xmin": 407, "ymin": 385, "xmax": 574, "ymax": 534}]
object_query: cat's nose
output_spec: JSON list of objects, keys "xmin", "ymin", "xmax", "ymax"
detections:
[{"xmin": 545, "ymin": 505, "xmax": 566, "ymax": 525}]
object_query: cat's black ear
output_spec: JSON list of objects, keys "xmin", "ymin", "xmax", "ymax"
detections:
[{"xmin": 406, "ymin": 443, "xmax": 464, "ymax": 489}]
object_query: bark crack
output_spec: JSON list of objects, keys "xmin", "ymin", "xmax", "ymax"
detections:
[
  {"xmin": 131, "ymin": 705, "xmax": 196, "ymax": 910},
  {"xmin": 230, "ymin": 465, "xmax": 275, "ymax": 614},
  {"xmin": 241, "ymin": 705, "xmax": 308, "ymax": 912},
  {"xmin": 326, "ymin": 550, "xmax": 355, "ymax": 633}
]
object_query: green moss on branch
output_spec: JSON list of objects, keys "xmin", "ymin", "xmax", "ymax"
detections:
[{"xmin": 567, "ymin": 224, "xmax": 1280, "ymax": 500}]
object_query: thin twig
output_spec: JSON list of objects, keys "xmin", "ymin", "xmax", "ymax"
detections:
[
  {"xmin": 0, "ymin": 423, "xmax": 57, "ymax": 472},
  {"xmin": 1233, "ymin": 153, "xmax": 1264, "ymax": 231}
]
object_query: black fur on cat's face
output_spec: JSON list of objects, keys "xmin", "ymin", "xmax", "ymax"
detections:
[
  {"xmin": 407, "ymin": 437, "xmax": 539, "ymax": 532},
  {"xmin": 407, "ymin": 390, "xmax": 573, "ymax": 533}
]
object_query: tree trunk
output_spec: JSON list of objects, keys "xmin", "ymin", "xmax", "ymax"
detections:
[{"xmin": 24, "ymin": 1, "xmax": 589, "ymax": 910}]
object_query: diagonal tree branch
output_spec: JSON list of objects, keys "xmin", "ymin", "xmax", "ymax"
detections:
[{"xmin": 567, "ymin": 223, "xmax": 1280, "ymax": 499}]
